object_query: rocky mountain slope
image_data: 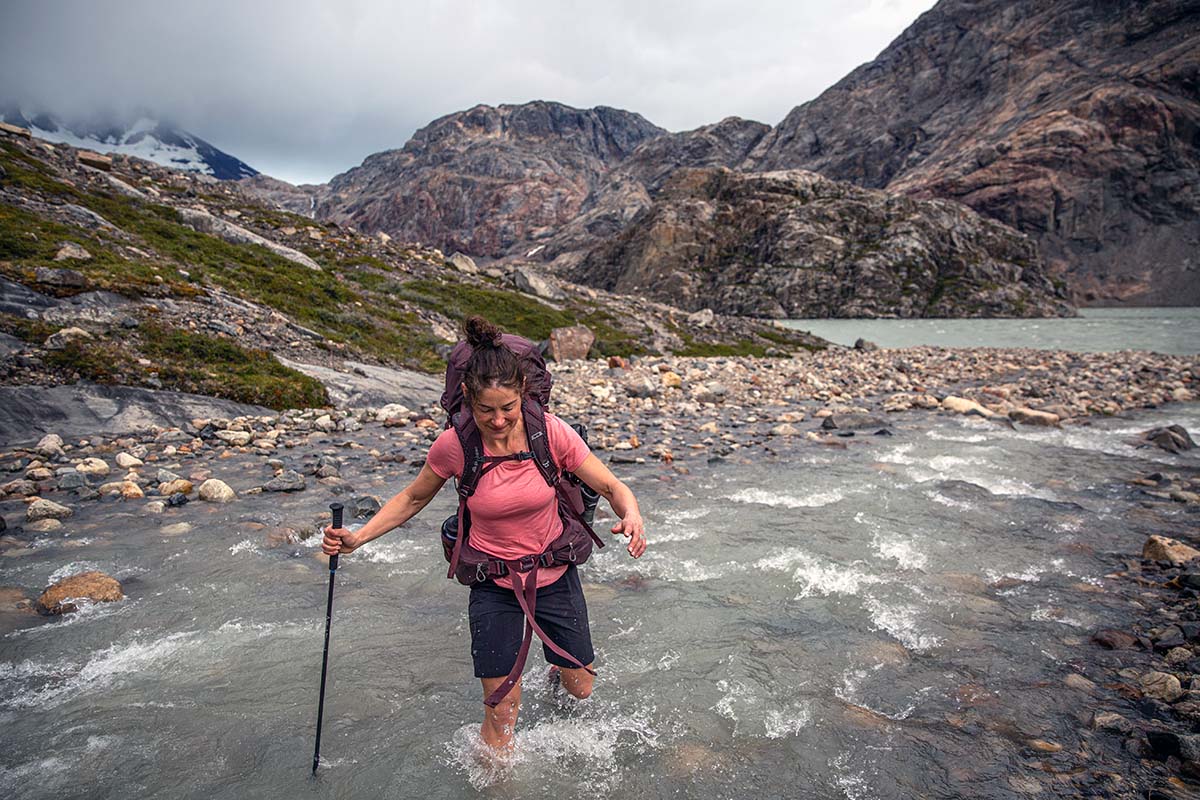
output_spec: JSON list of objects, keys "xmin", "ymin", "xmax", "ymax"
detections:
[
  {"xmin": 312, "ymin": 101, "xmax": 665, "ymax": 257},
  {"xmin": 745, "ymin": 0, "xmax": 1200, "ymax": 305},
  {"xmin": 0, "ymin": 126, "xmax": 823, "ymax": 413},
  {"xmin": 572, "ymin": 167, "xmax": 1071, "ymax": 318}
]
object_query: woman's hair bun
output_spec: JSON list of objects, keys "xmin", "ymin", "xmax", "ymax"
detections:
[{"xmin": 464, "ymin": 315, "xmax": 503, "ymax": 349}]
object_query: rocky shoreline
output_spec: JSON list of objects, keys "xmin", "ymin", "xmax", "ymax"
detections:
[{"xmin": 0, "ymin": 344, "xmax": 1197, "ymax": 793}]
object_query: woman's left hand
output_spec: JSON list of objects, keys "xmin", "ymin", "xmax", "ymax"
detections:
[{"xmin": 611, "ymin": 514, "xmax": 647, "ymax": 559}]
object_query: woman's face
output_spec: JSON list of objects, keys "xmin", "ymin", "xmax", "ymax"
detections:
[{"xmin": 467, "ymin": 383, "xmax": 523, "ymax": 437}]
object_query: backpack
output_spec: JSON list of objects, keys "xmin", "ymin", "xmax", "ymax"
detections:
[{"xmin": 438, "ymin": 334, "xmax": 603, "ymax": 706}]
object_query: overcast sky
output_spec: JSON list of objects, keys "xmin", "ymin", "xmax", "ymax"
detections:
[{"xmin": 0, "ymin": 0, "xmax": 937, "ymax": 185}]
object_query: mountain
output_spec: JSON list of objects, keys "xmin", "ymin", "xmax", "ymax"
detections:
[
  {"xmin": 570, "ymin": 167, "xmax": 1071, "ymax": 318},
  {"xmin": 314, "ymin": 101, "xmax": 665, "ymax": 257},
  {"xmin": 744, "ymin": 0, "xmax": 1200, "ymax": 305},
  {"xmin": 0, "ymin": 108, "xmax": 259, "ymax": 180}
]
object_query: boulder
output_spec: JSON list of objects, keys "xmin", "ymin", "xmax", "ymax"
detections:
[
  {"xmin": 198, "ymin": 479, "xmax": 236, "ymax": 503},
  {"xmin": 44, "ymin": 326, "xmax": 93, "ymax": 350},
  {"xmin": 1140, "ymin": 671, "xmax": 1184, "ymax": 702},
  {"xmin": 546, "ymin": 325, "xmax": 595, "ymax": 361},
  {"xmin": 37, "ymin": 571, "xmax": 123, "ymax": 614},
  {"xmin": 26, "ymin": 498, "xmax": 72, "ymax": 522},
  {"xmin": 33, "ymin": 265, "xmax": 86, "ymax": 288},
  {"xmin": 448, "ymin": 252, "xmax": 478, "ymax": 274},
  {"xmin": 942, "ymin": 396, "xmax": 994, "ymax": 418},
  {"xmin": 54, "ymin": 242, "xmax": 92, "ymax": 262},
  {"xmin": 687, "ymin": 308, "xmax": 715, "ymax": 327},
  {"xmin": 77, "ymin": 150, "xmax": 113, "ymax": 171},
  {"xmin": 1009, "ymin": 407, "xmax": 1060, "ymax": 427},
  {"xmin": 853, "ymin": 338, "xmax": 879, "ymax": 351},
  {"xmin": 265, "ymin": 470, "xmax": 306, "ymax": 492},
  {"xmin": 177, "ymin": 207, "xmax": 321, "ymax": 271},
  {"xmin": 115, "ymin": 452, "xmax": 143, "ymax": 468},
  {"xmin": 35, "ymin": 433, "xmax": 65, "ymax": 459},
  {"xmin": 513, "ymin": 267, "xmax": 565, "ymax": 300},
  {"xmin": 75, "ymin": 457, "xmax": 110, "ymax": 478},
  {"xmin": 1136, "ymin": 425, "xmax": 1196, "ymax": 454},
  {"xmin": 1143, "ymin": 535, "xmax": 1200, "ymax": 566}
]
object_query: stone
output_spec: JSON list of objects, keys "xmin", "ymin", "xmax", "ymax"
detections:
[
  {"xmin": 1092, "ymin": 711, "xmax": 1134, "ymax": 734},
  {"xmin": 853, "ymin": 338, "xmax": 878, "ymax": 351},
  {"xmin": 198, "ymin": 479, "xmax": 235, "ymax": 503},
  {"xmin": 942, "ymin": 396, "xmax": 994, "ymax": 417},
  {"xmin": 313, "ymin": 414, "xmax": 335, "ymax": 432},
  {"xmin": 1064, "ymin": 673, "xmax": 1096, "ymax": 692},
  {"xmin": 376, "ymin": 403, "xmax": 411, "ymax": 421},
  {"xmin": 56, "ymin": 471, "xmax": 89, "ymax": 490},
  {"xmin": 75, "ymin": 457, "xmax": 110, "ymax": 478},
  {"xmin": 37, "ymin": 571, "xmax": 123, "ymax": 614},
  {"xmin": 1, "ymin": 479, "xmax": 38, "ymax": 497},
  {"xmin": 546, "ymin": 325, "xmax": 595, "ymax": 361},
  {"xmin": 693, "ymin": 382, "xmax": 729, "ymax": 404},
  {"xmin": 160, "ymin": 522, "xmax": 191, "ymax": 535},
  {"xmin": 1138, "ymin": 425, "xmax": 1196, "ymax": 454},
  {"xmin": 1092, "ymin": 629, "xmax": 1138, "ymax": 650},
  {"xmin": 353, "ymin": 495, "xmax": 382, "ymax": 518},
  {"xmin": 771, "ymin": 423, "xmax": 801, "ymax": 436},
  {"xmin": 1009, "ymin": 407, "xmax": 1059, "ymax": 427},
  {"xmin": 661, "ymin": 371, "xmax": 683, "ymax": 390},
  {"xmin": 158, "ymin": 479, "xmax": 193, "ymax": 496},
  {"xmin": 177, "ymin": 207, "xmax": 321, "ymax": 271},
  {"xmin": 624, "ymin": 377, "xmax": 659, "ymax": 398},
  {"xmin": 265, "ymin": 470, "xmax": 306, "ymax": 492},
  {"xmin": 77, "ymin": 150, "xmax": 113, "ymax": 171},
  {"xmin": 1143, "ymin": 535, "xmax": 1200, "ymax": 566},
  {"xmin": 35, "ymin": 434, "xmax": 65, "ymax": 458},
  {"xmin": 1166, "ymin": 647, "xmax": 1193, "ymax": 666},
  {"xmin": 120, "ymin": 481, "xmax": 144, "ymax": 500},
  {"xmin": 44, "ymin": 326, "xmax": 93, "ymax": 350},
  {"xmin": 513, "ymin": 267, "xmax": 565, "ymax": 300},
  {"xmin": 1141, "ymin": 671, "xmax": 1184, "ymax": 702},
  {"xmin": 54, "ymin": 242, "xmax": 92, "ymax": 261},
  {"xmin": 27, "ymin": 519, "xmax": 62, "ymax": 533},
  {"xmin": 115, "ymin": 453, "xmax": 143, "ymax": 468},
  {"xmin": 216, "ymin": 430, "xmax": 253, "ymax": 446},
  {"xmin": 34, "ymin": 266, "xmax": 87, "ymax": 288},
  {"xmin": 145, "ymin": 501, "xmax": 166, "ymax": 514},
  {"xmin": 0, "ymin": 121, "xmax": 32, "ymax": 138},
  {"xmin": 25, "ymin": 466, "xmax": 53, "ymax": 481},
  {"xmin": 26, "ymin": 498, "xmax": 72, "ymax": 522},
  {"xmin": 447, "ymin": 252, "xmax": 478, "ymax": 274},
  {"xmin": 687, "ymin": 308, "xmax": 715, "ymax": 327}
]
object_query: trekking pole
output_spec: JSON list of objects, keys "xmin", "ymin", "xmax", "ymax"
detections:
[{"xmin": 312, "ymin": 501, "xmax": 343, "ymax": 776}]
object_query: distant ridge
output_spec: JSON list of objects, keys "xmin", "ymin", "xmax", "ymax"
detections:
[{"xmin": 0, "ymin": 107, "xmax": 258, "ymax": 180}]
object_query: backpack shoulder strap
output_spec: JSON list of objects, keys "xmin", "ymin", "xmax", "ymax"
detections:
[
  {"xmin": 453, "ymin": 410, "xmax": 486, "ymax": 497},
  {"xmin": 522, "ymin": 397, "xmax": 558, "ymax": 487}
]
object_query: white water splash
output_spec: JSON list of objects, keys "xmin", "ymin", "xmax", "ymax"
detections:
[
  {"xmin": 756, "ymin": 548, "xmax": 884, "ymax": 598},
  {"xmin": 726, "ymin": 487, "xmax": 847, "ymax": 508},
  {"xmin": 864, "ymin": 597, "xmax": 941, "ymax": 652}
]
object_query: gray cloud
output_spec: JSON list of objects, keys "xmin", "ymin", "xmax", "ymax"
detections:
[{"xmin": 0, "ymin": 0, "xmax": 937, "ymax": 184}]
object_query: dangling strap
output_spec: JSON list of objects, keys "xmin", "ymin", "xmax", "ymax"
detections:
[{"xmin": 483, "ymin": 562, "xmax": 596, "ymax": 708}]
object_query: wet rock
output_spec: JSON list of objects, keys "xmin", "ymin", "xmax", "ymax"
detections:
[
  {"xmin": 166, "ymin": 492, "xmax": 189, "ymax": 507},
  {"xmin": 121, "ymin": 481, "xmax": 144, "ymax": 500},
  {"xmin": 158, "ymin": 479, "xmax": 193, "ymax": 496},
  {"xmin": 1093, "ymin": 629, "xmax": 1139, "ymax": 650},
  {"xmin": 353, "ymin": 495, "xmax": 381, "ymax": 518},
  {"xmin": 37, "ymin": 571, "xmax": 123, "ymax": 614},
  {"xmin": 265, "ymin": 470, "xmax": 306, "ymax": 492},
  {"xmin": 115, "ymin": 452, "xmax": 143, "ymax": 468},
  {"xmin": 1167, "ymin": 647, "xmax": 1194, "ymax": 666},
  {"xmin": 770, "ymin": 423, "xmax": 801, "ymax": 437},
  {"xmin": 160, "ymin": 522, "xmax": 191, "ymax": 535},
  {"xmin": 1137, "ymin": 426, "xmax": 1196, "ymax": 454},
  {"xmin": 1141, "ymin": 671, "xmax": 1184, "ymax": 702},
  {"xmin": 1009, "ymin": 407, "xmax": 1059, "ymax": 427},
  {"xmin": 198, "ymin": 478, "xmax": 236, "ymax": 503},
  {"xmin": 35, "ymin": 434, "xmax": 65, "ymax": 459},
  {"xmin": 1064, "ymin": 673, "xmax": 1096, "ymax": 692},
  {"xmin": 942, "ymin": 396, "xmax": 994, "ymax": 417},
  {"xmin": 156, "ymin": 469, "xmax": 181, "ymax": 483},
  {"xmin": 145, "ymin": 500, "xmax": 166, "ymax": 514},
  {"xmin": 57, "ymin": 471, "xmax": 89, "ymax": 490},
  {"xmin": 26, "ymin": 498, "xmax": 72, "ymax": 522},
  {"xmin": 27, "ymin": 518, "xmax": 62, "ymax": 533},
  {"xmin": 74, "ymin": 457, "xmax": 110, "ymax": 478},
  {"xmin": 1143, "ymin": 536, "xmax": 1200, "ymax": 566},
  {"xmin": 1092, "ymin": 711, "xmax": 1134, "ymax": 734},
  {"xmin": 216, "ymin": 430, "xmax": 252, "ymax": 446},
  {"xmin": 25, "ymin": 466, "xmax": 53, "ymax": 481},
  {"xmin": 0, "ymin": 479, "xmax": 38, "ymax": 497}
]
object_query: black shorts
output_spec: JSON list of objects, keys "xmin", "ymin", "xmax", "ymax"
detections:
[{"xmin": 468, "ymin": 565, "xmax": 595, "ymax": 679}]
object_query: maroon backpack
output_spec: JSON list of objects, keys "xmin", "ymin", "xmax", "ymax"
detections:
[{"xmin": 439, "ymin": 334, "xmax": 604, "ymax": 706}]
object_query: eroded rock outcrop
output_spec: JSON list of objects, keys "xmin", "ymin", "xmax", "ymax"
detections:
[{"xmin": 571, "ymin": 167, "xmax": 1072, "ymax": 318}]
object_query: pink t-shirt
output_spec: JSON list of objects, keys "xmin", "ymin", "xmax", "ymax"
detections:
[{"xmin": 427, "ymin": 413, "xmax": 592, "ymax": 589}]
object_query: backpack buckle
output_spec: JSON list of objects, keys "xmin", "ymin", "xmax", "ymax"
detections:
[
  {"xmin": 515, "ymin": 555, "xmax": 537, "ymax": 573},
  {"xmin": 539, "ymin": 551, "xmax": 554, "ymax": 568}
]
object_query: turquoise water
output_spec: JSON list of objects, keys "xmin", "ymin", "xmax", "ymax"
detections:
[{"xmin": 780, "ymin": 308, "xmax": 1200, "ymax": 354}]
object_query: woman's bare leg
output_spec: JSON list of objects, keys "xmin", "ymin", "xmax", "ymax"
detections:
[
  {"xmin": 479, "ymin": 677, "xmax": 521, "ymax": 751},
  {"xmin": 556, "ymin": 663, "xmax": 595, "ymax": 699}
]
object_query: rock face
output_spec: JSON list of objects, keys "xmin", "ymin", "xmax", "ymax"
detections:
[
  {"xmin": 571, "ymin": 168, "xmax": 1071, "ymax": 318},
  {"xmin": 744, "ymin": 0, "xmax": 1200, "ymax": 305},
  {"xmin": 316, "ymin": 101, "xmax": 665, "ymax": 256}
]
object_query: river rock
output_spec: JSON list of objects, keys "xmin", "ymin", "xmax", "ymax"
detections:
[
  {"xmin": 376, "ymin": 403, "xmax": 411, "ymax": 421},
  {"xmin": 853, "ymin": 338, "xmax": 878, "ymax": 351},
  {"xmin": 1092, "ymin": 629, "xmax": 1139, "ymax": 650},
  {"xmin": 25, "ymin": 466, "xmax": 53, "ymax": 481},
  {"xmin": 942, "ymin": 396, "xmax": 993, "ymax": 417},
  {"xmin": 1, "ymin": 479, "xmax": 37, "ymax": 497},
  {"xmin": 265, "ymin": 470, "xmax": 306, "ymax": 492},
  {"xmin": 546, "ymin": 325, "xmax": 595, "ymax": 361},
  {"xmin": 35, "ymin": 434, "xmax": 65, "ymax": 459},
  {"xmin": 1141, "ymin": 671, "xmax": 1184, "ymax": 702},
  {"xmin": 198, "ymin": 479, "xmax": 236, "ymax": 503},
  {"xmin": 1092, "ymin": 712, "xmax": 1134, "ymax": 734},
  {"xmin": 1064, "ymin": 673, "xmax": 1096, "ymax": 692},
  {"xmin": 26, "ymin": 498, "xmax": 72, "ymax": 522},
  {"xmin": 1137, "ymin": 425, "xmax": 1196, "ymax": 454},
  {"xmin": 158, "ymin": 479, "xmax": 193, "ymax": 496},
  {"xmin": 1009, "ymin": 407, "xmax": 1059, "ymax": 427},
  {"xmin": 37, "ymin": 571, "xmax": 123, "ymax": 615},
  {"xmin": 75, "ymin": 457, "xmax": 110, "ymax": 478},
  {"xmin": 56, "ymin": 471, "xmax": 89, "ymax": 490},
  {"xmin": 27, "ymin": 519, "xmax": 62, "ymax": 533},
  {"xmin": 121, "ymin": 481, "xmax": 144, "ymax": 500},
  {"xmin": 160, "ymin": 522, "xmax": 191, "ymax": 535},
  {"xmin": 115, "ymin": 453, "xmax": 143, "ymax": 468},
  {"xmin": 770, "ymin": 423, "xmax": 801, "ymax": 436},
  {"xmin": 216, "ymin": 430, "xmax": 253, "ymax": 446},
  {"xmin": 1143, "ymin": 535, "xmax": 1200, "ymax": 566}
]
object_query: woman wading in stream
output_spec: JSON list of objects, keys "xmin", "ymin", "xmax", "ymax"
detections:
[{"xmin": 322, "ymin": 315, "xmax": 647, "ymax": 752}]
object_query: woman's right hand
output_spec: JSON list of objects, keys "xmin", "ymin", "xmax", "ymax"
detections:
[{"xmin": 322, "ymin": 525, "xmax": 361, "ymax": 555}]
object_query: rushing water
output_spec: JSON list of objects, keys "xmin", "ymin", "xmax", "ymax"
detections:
[
  {"xmin": 781, "ymin": 308, "xmax": 1200, "ymax": 355},
  {"xmin": 2, "ymin": 404, "xmax": 1199, "ymax": 798}
]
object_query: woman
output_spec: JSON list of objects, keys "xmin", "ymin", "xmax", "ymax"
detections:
[{"xmin": 321, "ymin": 316, "xmax": 647, "ymax": 752}]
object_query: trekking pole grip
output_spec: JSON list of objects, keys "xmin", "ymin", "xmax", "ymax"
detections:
[{"xmin": 329, "ymin": 502, "xmax": 343, "ymax": 571}]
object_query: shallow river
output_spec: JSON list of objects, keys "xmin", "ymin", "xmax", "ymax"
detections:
[{"xmin": 2, "ymin": 404, "xmax": 1199, "ymax": 798}]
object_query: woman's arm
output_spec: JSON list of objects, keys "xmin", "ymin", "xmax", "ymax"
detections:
[
  {"xmin": 321, "ymin": 462, "xmax": 448, "ymax": 555},
  {"xmin": 571, "ymin": 453, "xmax": 647, "ymax": 558}
]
